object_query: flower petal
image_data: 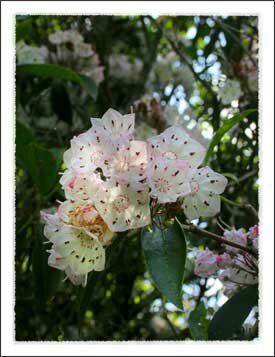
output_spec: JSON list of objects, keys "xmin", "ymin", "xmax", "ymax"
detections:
[
  {"xmin": 91, "ymin": 108, "xmax": 135, "ymax": 145},
  {"xmin": 195, "ymin": 167, "xmax": 228, "ymax": 194},
  {"xmin": 146, "ymin": 158, "xmax": 194, "ymax": 203},
  {"xmin": 95, "ymin": 180, "xmax": 151, "ymax": 232},
  {"xmin": 148, "ymin": 126, "xmax": 206, "ymax": 167}
]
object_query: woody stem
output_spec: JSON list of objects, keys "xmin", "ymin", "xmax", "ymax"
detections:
[
  {"xmin": 221, "ymin": 196, "xmax": 258, "ymax": 220},
  {"xmin": 180, "ymin": 223, "xmax": 258, "ymax": 259}
]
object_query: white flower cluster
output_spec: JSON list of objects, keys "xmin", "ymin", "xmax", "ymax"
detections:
[
  {"xmin": 194, "ymin": 225, "xmax": 259, "ymax": 297},
  {"xmin": 42, "ymin": 108, "xmax": 227, "ymax": 285},
  {"xmin": 148, "ymin": 51, "xmax": 195, "ymax": 97},
  {"xmin": 48, "ymin": 30, "xmax": 104, "ymax": 85},
  {"xmin": 108, "ymin": 54, "xmax": 143, "ymax": 82},
  {"xmin": 16, "ymin": 40, "xmax": 48, "ymax": 64},
  {"xmin": 218, "ymin": 79, "xmax": 243, "ymax": 105},
  {"xmin": 16, "ymin": 30, "xmax": 104, "ymax": 85}
]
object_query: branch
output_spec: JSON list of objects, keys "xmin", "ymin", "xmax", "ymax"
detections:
[
  {"xmin": 180, "ymin": 223, "xmax": 258, "ymax": 259},
  {"xmin": 221, "ymin": 196, "xmax": 258, "ymax": 220},
  {"xmin": 227, "ymin": 169, "xmax": 258, "ymax": 187}
]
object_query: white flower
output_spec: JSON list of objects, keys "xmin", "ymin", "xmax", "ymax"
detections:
[
  {"xmin": 100, "ymin": 140, "xmax": 148, "ymax": 184},
  {"xmin": 60, "ymin": 169, "xmax": 102, "ymax": 204},
  {"xmin": 148, "ymin": 126, "xmax": 206, "ymax": 168},
  {"xmin": 48, "ymin": 30, "xmax": 83, "ymax": 45},
  {"xmin": 146, "ymin": 158, "xmax": 195, "ymax": 203},
  {"xmin": 91, "ymin": 108, "xmax": 135, "ymax": 147},
  {"xmin": 194, "ymin": 249, "xmax": 218, "ymax": 277},
  {"xmin": 63, "ymin": 127, "xmax": 115, "ymax": 174},
  {"xmin": 148, "ymin": 51, "xmax": 194, "ymax": 96},
  {"xmin": 48, "ymin": 30, "xmax": 105, "ymax": 85},
  {"xmin": 74, "ymin": 42, "xmax": 94, "ymax": 58},
  {"xmin": 94, "ymin": 180, "xmax": 151, "ymax": 232},
  {"xmin": 181, "ymin": 167, "xmax": 228, "ymax": 220},
  {"xmin": 108, "ymin": 54, "xmax": 143, "ymax": 81},
  {"xmin": 16, "ymin": 40, "xmax": 48, "ymax": 64},
  {"xmin": 41, "ymin": 201, "xmax": 113, "ymax": 286},
  {"xmin": 219, "ymin": 79, "xmax": 243, "ymax": 105},
  {"xmin": 57, "ymin": 200, "xmax": 113, "ymax": 245}
]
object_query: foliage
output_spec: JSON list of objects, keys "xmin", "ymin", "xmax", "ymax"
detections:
[{"xmin": 15, "ymin": 15, "xmax": 258, "ymax": 341}]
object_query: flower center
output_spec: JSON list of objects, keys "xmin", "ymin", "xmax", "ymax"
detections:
[
  {"xmin": 162, "ymin": 151, "xmax": 177, "ymax": 160},
  {"xmin": 110, "ymin": 152, "xmax": 130, "ymax": 173},
  {"xmin": 154, "ymin": 177, "xmax": 171, "ymax": 193},
  {"xmin": 112, "ymin": 195, "xmax": 130, "ymax": 212},
  {"xmin": 69, "ymin": 204, "xmax": 109, "ymax": 239}
]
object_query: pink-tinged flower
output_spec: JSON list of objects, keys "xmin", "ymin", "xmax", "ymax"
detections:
[
  {"xmin": 216, "ymin": 253, "xmax": 232, "ymax": 268},
  {"xmin": 248, "ymin": 225, "xmax": 259, "ymax": 251},
  {"xmin": 94, "ymin": 180, "xmax": 151, "ymax": 232},
  {"xmin": 63, "ymin": 127, "xmax": 115, "ymax": 174},
  {"xmin": 60, "ymin": 169, "xmax": 103, "ymax": 204},
  {"xmin": 194, "ymin": 249, "xmax": 218, "ymax": 277},
  {"xmin": 248, "ymin": 225, "xmax": 259, "ymax": 240},
  {"xmin": 181, "ymin": 167, "xmax": 228, "ymax": 220},
  {"xmin": 148, "ymin": 126, "xmax": 206, "ymax": 168},
  {"xmin": 146, "ymin": 158, "xmax": 195, "ymax": 203},
  {"xmin": 101, "ymin": 140, "xmax": 148, "ymax": 183},
  {"xmin": 223, "ymin": 228, "xmax": 248, "ymax": 253},
  {"xmin": 91, "ymin": 108, "xmax": 135, "ymax": 147}
]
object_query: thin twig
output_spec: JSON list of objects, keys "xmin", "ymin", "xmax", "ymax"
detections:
[
  {"xmin": 180, "ymin": 223, "xmax": 258, "ymax": 259},
  {"xmin": 221, "ymin": 196, "xmax": 258, "ymax": 220},
  {"xmin": 227, "ymin": 169, "xmax": 258, "ymax": 187}
]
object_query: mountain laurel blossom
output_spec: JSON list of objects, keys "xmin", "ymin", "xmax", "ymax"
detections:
[
  {"xmin": 41, "ymin": 108, "xmax": 228, "ymax": 286},
  {"xmin": 181, "ymin": 167, "xmax": 228, "ymax": 220},
  {"xmin": 194, "ymin": 226, "xmax": 258, "ymax": 297}
]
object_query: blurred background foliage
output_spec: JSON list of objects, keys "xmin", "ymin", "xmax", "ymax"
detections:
[{"xmin": 15, "ymin": 15, "xmax": 258, "ymax": 341}]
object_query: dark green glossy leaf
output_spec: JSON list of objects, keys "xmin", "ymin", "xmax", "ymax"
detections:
[
  {"xmin": 16, "ymin": 64, "xmax": 97, "ymax": 100},
  {"xmin": 203, "ymin": 109, "xmax": 257, "ymax": 165},
  {"xmin": 16, "ymin": 120, "xmax": 61, "ymax": 194},
  {"xmin": 208, "ymin": 284, "xmax": 258, "ymax": 340},
  {"xmin": 189, "ymin": 301, "xmax": 209, "ymax": 340},
  {"xmin": 32, "ymin": 224, "xmax": 62, "ymax": 306},
  {"xmin": 141, "ymin": 218, "xmax": 186, "ymax": 309}
]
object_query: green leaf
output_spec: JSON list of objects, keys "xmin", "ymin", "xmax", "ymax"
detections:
[
  {"xmin": 50, "ymin": 147, "xmax": 64, "ymax": 173},
  {"xmin": 189, "ymin": 302, "xmax": 209, "ymax": 340},
  {"xmin": 16, "ymin": 120, "xmax": 34, "ymax": 147},
  {"xmin": 208, "ymin": 284, "xmax": 258, "ymax": 340},
  {"xmin": 141, "ymin": 218, "xmax": 186, "ymax": 309},
  {"xmin": 32, "ymin": 224, "xmax": 62, "ymax": 306},
  {"xmin": 16, "ymin": 120, "xmax": 61, "ymax": 195},
  {"xmin": 21, "ymin": 143, "xmax": 58, "ymax": 195},
  {"xmin": 16, "ymin": 64, "xmax": 97, "ymax": 100},
  {"xmin": 203, "ymin": 109, "xmax": 257, "ymax": 165}
]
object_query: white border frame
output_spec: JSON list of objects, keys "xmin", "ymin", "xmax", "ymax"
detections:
[{"xmin": 1, "ymin": 1, "xmax": 274, "ymax": 356}]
